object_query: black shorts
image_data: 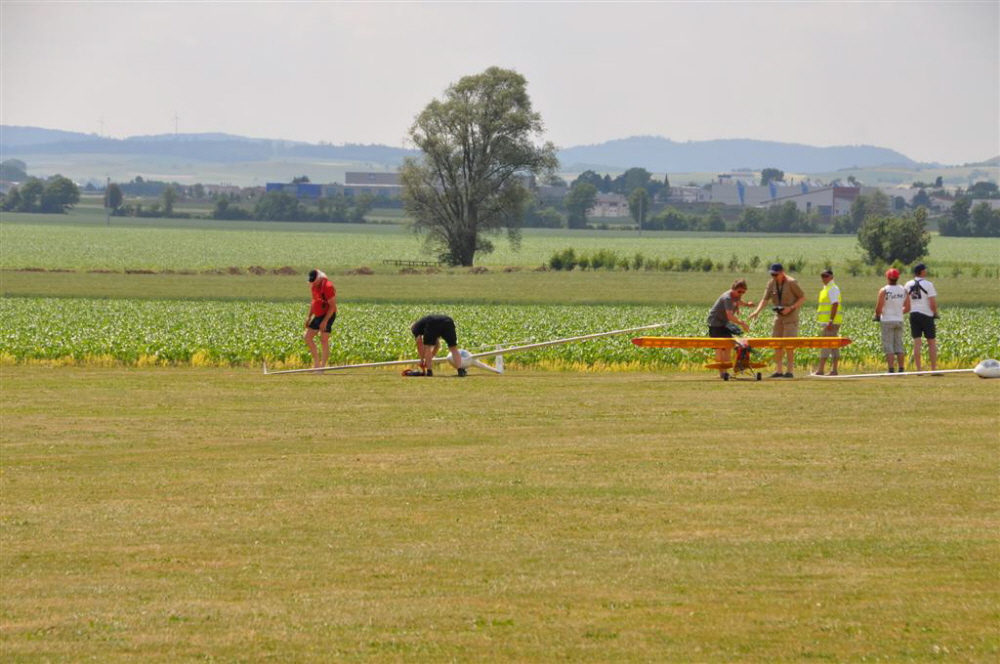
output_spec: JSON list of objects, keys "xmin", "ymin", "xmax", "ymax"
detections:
[
  {"xmin": 308, "ymin": 311, "xmax": 337, "ymax": 333},
  {"xmin": 413, "ymin": 316, "xmax": 457, "ymax": 348},
  {"xmin": 909, "ymin": 312, "xmax": 936, "ymax": 339},
  {"xmin": 708, "ymin": 325, "xmax": 734, "ymax": 339}
]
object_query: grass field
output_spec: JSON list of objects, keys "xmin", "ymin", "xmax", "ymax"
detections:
[
  {"xmin": 2, "ymin": 367, "xmax": 998, "ymax": 661},
  {"xmin": 4, "ymin": 269, "xmax": 1000, "ymax": 309},
  {"xmin": 2, "ymin": 211, "xmax": 998, "ymax": 661},
  {"xmin": 4, "ymin": 211, "xmax": 1000, "ymax": 271}
]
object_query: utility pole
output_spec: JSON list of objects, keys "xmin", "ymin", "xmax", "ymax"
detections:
[{"xmin": 638, "ymin": 192, "xmax": 644, "ymax": 237}]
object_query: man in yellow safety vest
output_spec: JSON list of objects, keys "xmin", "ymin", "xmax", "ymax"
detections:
[{"xmin": 813, "ymin": 268, "xmax": 843, "ymax": 376}]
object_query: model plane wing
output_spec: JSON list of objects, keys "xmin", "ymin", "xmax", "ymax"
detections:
[
  {"xmin": 632, "ymin": 336, "xmax": 852, "ymax": 350},
  {"xmin": 265, "ymin": 323, "xmax": 667, "ymax": 375}
]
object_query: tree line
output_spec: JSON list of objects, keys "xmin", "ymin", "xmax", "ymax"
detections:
[{"xmin": 1, "ymin": 175, "xmax": 80, "ymax": 213}]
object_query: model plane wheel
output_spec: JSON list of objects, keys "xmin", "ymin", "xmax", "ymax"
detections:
[
  {"xmin": 722, "ymin": 372, "xmax": 730, "ymax": 381},
  {"xmin": 756, "ymin": 372, "xmax": 762, "ymax": 381}
]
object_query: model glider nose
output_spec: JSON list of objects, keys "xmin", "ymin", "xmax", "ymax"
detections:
[{"xmin": 974, "ymin": 359, "xmax": 1000, "ymax": 379}]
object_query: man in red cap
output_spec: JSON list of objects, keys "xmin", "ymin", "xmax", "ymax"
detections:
[
  {"xmin": 304, "ymin": 269, "xmax": 337, "ymax": 368},
  {"xmin": 874, "ymin": 268, "xmax": 910, "ymax": 373}
]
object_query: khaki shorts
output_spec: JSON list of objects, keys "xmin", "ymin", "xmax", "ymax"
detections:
[
  {"xmin": 881, "ymin": 321, "xmax": 905, "ymax": 355},
  {"xmin": 819, "ymin": 323, "xmax": 840, "ymax": 359},
  {"xmin": 772, "ymin": 317, "xmax": 799, "ymax": 338}
]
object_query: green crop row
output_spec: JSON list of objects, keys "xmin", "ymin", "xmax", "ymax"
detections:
[
  {"xmin": 2, "ymin": 298, "xmax": 997, "ymax": 369},
  {"xmin": 4, "ymin": 218, "xmax": 1000, "ymax": 270}
]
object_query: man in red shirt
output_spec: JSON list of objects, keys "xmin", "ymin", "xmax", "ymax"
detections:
[{"xmin": 305, "ymin": 269, "xmax": 337, "ymax": 368}]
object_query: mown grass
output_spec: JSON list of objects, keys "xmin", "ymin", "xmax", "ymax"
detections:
[
  {"xmin": 4, "ymin": 269, "xmax": 1000, "ymax": 308},
  {"xmin": 2, "ymin": 366, "xmax": 998, "ymax": 661}
]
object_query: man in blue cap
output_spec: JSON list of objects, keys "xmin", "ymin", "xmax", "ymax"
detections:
[
  {"xmin": 904, "ymin": 263, "xmax": 939, "ymax": 372},
  {"xmin": 750, "ymin": 263, "xmax": 806, "ymax": 378}
]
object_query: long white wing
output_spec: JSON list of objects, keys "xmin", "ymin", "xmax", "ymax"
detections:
[
  {"xmin": 466, "ymin": 323, "xmax": 667, "ymax": 359},
  {"xmin": 264, "ymin": 322, "xmax": 666, "ymax": 376},
  {"xmin": 807, "ymin": 368, "xmax": 975, "ymax": 379}
]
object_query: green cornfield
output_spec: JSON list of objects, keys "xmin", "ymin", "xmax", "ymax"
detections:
[{"xmin": 2, "ymin": 298, "xmax": 997, "ymax": 369}]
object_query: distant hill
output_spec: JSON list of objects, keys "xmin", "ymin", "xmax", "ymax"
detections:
[
  {"xmin": 556, "ymin": 136, "xmax": 919, "ymax": 174},
  {"xmin": 1, "ymin": 125, "xmax": 102, "ymax": 147},
  {"xmin": 0, "ymin": 125, "xmax": 949, "ymax": 176},
  {"xmin": 0, "ymin": 126, "xmax": 418, "ymax": 165}
]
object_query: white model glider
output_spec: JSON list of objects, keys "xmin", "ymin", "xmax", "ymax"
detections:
[
  {"xmin": 263, "ymin": 323, "xmax": 666, "ymax": 376},
  {"xmin": 807, "ymin": 359, "xmax": 1000, "ymax": 380}
]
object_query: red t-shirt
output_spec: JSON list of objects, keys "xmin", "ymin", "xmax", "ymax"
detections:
[{"xmin": 310, "ymin": 278, "xmax": 336, "ymax": 316}]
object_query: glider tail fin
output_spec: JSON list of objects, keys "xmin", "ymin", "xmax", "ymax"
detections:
[{"xmin": 472, "ymin": 356, "xmax": 504, "ymax": 375}]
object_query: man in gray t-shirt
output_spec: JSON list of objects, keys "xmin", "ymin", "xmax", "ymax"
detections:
[{"xmin": 706, "ymin": 279, "xmax": 752, "ymax": 379}]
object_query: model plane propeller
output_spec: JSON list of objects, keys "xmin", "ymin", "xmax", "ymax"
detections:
[{"xmin": 264, "ymin": 323, "xmax": 667, "ymax": 376}]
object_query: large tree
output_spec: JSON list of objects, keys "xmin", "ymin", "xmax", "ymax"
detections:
[
  {"xmin": 39, "ymin": 175, "xmax": 80, "ymax": 213},
  {"xmin": 105, "ymin": 183, "xmax": 124, "ymax": 213},
  {"xmin": 857, "ymin": 207, "xmax": 931, "ymax": 265},
  {"xmin": 400, "ymin": 67, "xmax": 558, "ymax": 266},
  {"xmin": 627, "ymin": 187, "xmax": 650, "ymax": 228},
  {"xmin": 564, "ymin": 182, "xmax": 597, "ymax": 229}
]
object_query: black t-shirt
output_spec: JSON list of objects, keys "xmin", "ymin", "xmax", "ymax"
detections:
[{"xmin": 411, "ymin": 315, "xmax": 457, "ymax": 347}]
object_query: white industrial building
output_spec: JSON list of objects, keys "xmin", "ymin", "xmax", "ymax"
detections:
[{"xmin": 757, "ymin": 186, "xmax": 864, "ymax": 218}]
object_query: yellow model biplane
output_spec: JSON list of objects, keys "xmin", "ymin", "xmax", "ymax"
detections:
[{"xmin": 632, "ymin": 336, "xmax": 853, "ymax": 381}]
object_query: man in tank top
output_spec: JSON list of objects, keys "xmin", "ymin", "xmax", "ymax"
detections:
[{"xmin": 874, "ymin": 268, "xmax": 910, "ymax": 373}]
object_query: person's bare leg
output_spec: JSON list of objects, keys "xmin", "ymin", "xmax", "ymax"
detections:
[
  {"xmin": 320, "ymin": 331, "xmax": 330, "ymax": 367},
  {"xmin": 928, "ymin": 339, "xmax": 938, "ymax": 371},
  {"xmin": 304, "ymin": 329, "xmax": 320, "ymax": 367},
  {"xmin": 912, "ymin": 338, "xmax": 923, "ymax": 371}
]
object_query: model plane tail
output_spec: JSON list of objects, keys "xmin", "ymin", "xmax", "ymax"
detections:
[{"xmin": 471, "ymin": 357, "xmax": 504, "ymax": 374}]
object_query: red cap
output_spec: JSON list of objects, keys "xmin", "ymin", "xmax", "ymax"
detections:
[{"xmin": 886, "ymin": 268, "xmax": 900, "ymax": 280}]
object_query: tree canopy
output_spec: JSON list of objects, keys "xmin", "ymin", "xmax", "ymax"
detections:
[
  {"xmin": 1, "ymin": 175, "xmax": 80, "ymax": 213},
  {"xmin": 627, "ymin": 187, "xmax": 650, "ymax": 228},
  {"xmin": 760, "ymin": 168, "xmax": 785, "ymax": 186},
  {"xmin": 105, "ymin": 183, "xmax": 124, "ymax": 211},
  {"xmin": 400, "ymin": 67, "xmax": 558, "ymax": 266},
  {"xmin": 857, "ymin": 207, "xmax": 931, "ymax": 264},
  {"xmin": 564, "ymin": 183, "xmax": 597, "ymax": 229}
]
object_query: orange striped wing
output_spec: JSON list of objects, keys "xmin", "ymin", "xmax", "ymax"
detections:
[{"xmin": 632, "ymin": 336, "xmax": 852, "ymax": 350}]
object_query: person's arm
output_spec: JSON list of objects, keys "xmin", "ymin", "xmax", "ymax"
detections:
[
  {"xmin": 785, "ymin": 282, "xmax": 806, "ymax": 316},
  {"xmin": 903, "ymin": 292, "xmax": 911, "ymax": 314},
  {"xmin": 725, "ymin": 308, "xmax": 750, "ymax": 333},
  {"xmin": 750, "ymin": 287, "xmax": 771, "ymax": 319},
  {"xmin": 826, "ymin": 301, "xmax": 839, "ymax": 330},
  {"xmin": 319, "ymin": 285, "xmax": 336, "ymax": 329},
  {"xmin": 928, "ymin": 295, "xmax": 937, "ymax": 316},
  {"xmin": 874, "ymin": 288, "xmax": 885, "ymax": 318}
]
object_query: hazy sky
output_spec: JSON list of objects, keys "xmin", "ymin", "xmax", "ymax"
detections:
[{"xmin": 3, "ymin": 1, "xmax": 998, "ymax": 164}]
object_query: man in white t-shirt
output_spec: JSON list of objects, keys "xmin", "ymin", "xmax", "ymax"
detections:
[
  {"xmin": 875, "ymin": 268, "xmax": 910, "ymax": 373},
  {"xmin": 904, "ymin": 263, "xmax": 939, "ymax": 372}
]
